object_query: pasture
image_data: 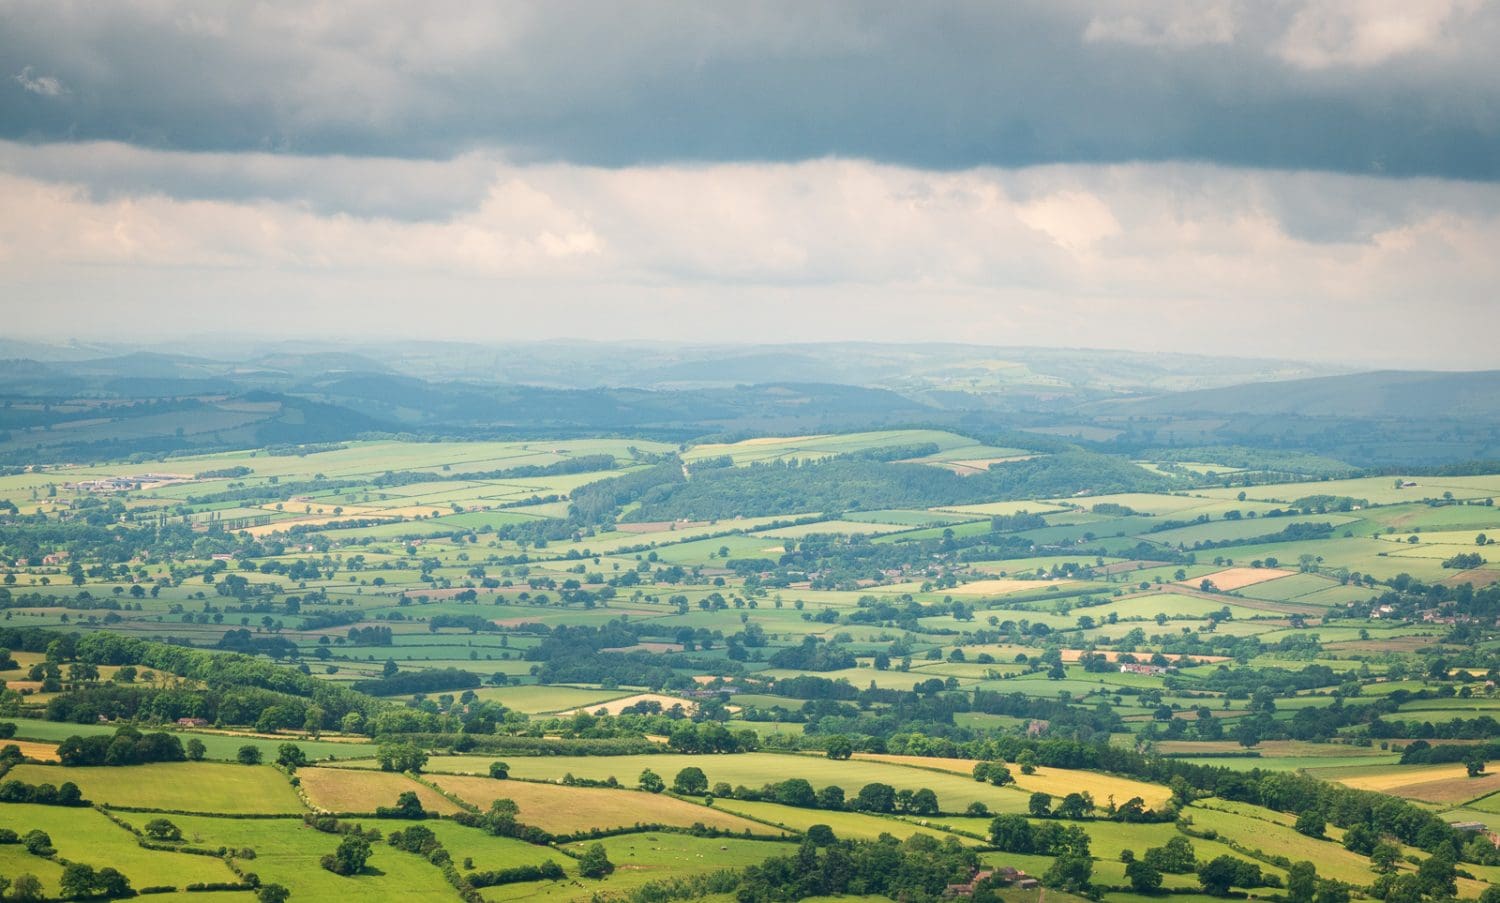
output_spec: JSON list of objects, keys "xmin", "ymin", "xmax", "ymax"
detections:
[{"xmin": 3, "ymin": 762, "xmax": 305, "ymax": 813}]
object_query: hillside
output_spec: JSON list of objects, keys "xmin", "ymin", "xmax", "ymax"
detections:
[{"xmin": 1105, "ymin": 370, "xmax": 1500, "ymax": 420}]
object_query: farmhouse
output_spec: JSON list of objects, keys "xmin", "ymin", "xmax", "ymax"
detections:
[
  {"xmin": 945, "ymin": 869, "xmax": 995, "ymax": 896},
  {"xmin": 176, "ymin": 717, "xmax": 210, "ymax": 727},
  {"xmin": 1119, "ymin": 662, "xmax": 1171, "ymax": 676}
]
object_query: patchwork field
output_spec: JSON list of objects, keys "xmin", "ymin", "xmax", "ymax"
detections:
[
  {"xmin": 298, "ymin": 766, "xmax": 464, "ymax": 814},
  {"xmin": 4, "ymin": 762, "xmax": 306, "ymax": 813},
  {"xmin": 428, "ymin": 774, "xmax": 780, "ymax": 835},
  {"xmin": 4, "ymin": 424, "xmax": 1500, "ymax": 903}
]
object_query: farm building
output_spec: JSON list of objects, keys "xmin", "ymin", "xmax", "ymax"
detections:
[
  {"xmin": 945, "ymin": 869, "xmax": 994, "ymax": 896},
  {"xmin": 1120, "ymin": 662, "xmax": 1172, "ymax": 676}
]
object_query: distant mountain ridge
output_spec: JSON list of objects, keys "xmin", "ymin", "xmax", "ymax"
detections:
[{"xmin": 1105, "ymin": 370, "xmax": 1500, "ymax": 419}]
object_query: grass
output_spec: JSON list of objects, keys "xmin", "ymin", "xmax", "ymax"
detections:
[
  {"xmin": 2, "ymin": 716, "xmax": 374, "ymax": 761},
  {"xmin": 298, "ymin": 766, "xmax": 464, "ymax": 814},
  {"xmin": 558, "ymin": 833, "xmax": 794, "ymax": 895},
  {"xmin": 711, "ymin": 798, "xmax": 973, "ymax": 843},
  {"xmin": 426, "ymin": 774, "xmax": 778, "ymax": 836},
  {"xmin": 4, "ymin": 762, "xmax": 305, "ymax": 813},
  {"xmin": 471, "ymin": 684, "xmax": 636, "ymax": 714},
  {"xmin": 424, "ymin": 820, "xmax": 570, "ymax": 874},
  {"xmin": 159, "ymin": 813, "xmax": 459, "ymax": 902},
  {"xmin": 1185, "ymin": 800, "xmax": 1373, "ymax": 884},
  {"xmin": 0, "ymin": 843, "xmax": 66, "ymax": 896},
  {"xmin": 2, "ymin": 803, "xmax": 238, "ymax": 890}
]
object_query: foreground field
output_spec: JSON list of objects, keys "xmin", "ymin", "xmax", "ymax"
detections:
[{"xmin": 4, "ymin": 762, "xmax": 305, "ymax": 813}]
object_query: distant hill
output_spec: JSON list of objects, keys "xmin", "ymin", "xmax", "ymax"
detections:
[{"xmin": 1103, "ymin": 370, "xmax": 1500, "ymax": 420}]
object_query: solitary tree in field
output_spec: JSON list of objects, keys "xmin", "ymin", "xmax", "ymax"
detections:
[
  {"xmin": 672, "ymin": 766, "xmax": 708, "ymax": 795},
  {"xmin": 143, "ymin": 818, "xmax": 182, "ymax": 841},
  {"xmin": 237, "ymin": 745, "xmax": 262, "ymax": 765},
  {"xmin": 824, "ymin": 735, "xmax": 853, "ymax": 760},
  {"xmin": 276, "ymin": 743, "xmax": 308, "ymax": 770},
  {"xmin": 638, "ymin": 768, "xmax": 664, "ymax": 793},
  {"xmin": 321, "ymin": 834, "xmax": 371, "ymax": 876},
  {"xmin": 577, "ymin": 843, "xmax": 614, "ymax": 879},
  {"xmin": 1467, "ymin": 754, "xmax": 1487, "ymax": 778}
]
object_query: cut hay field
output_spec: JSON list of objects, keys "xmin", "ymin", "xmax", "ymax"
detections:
[
  {"xmin": 1311, "ymin": 762, "xmax": 1500, "ymax": 803},
  {"xmin": 298, "ymin": 766, "xmax": 463, "ymax": 814},
  {"xmin": 559, "ymin": 692, "xmax": 697, "ymax": 715},
  {"xmin": 1183, "ymin": 566, "xmax": 1296, "ymax": 591},
  {"xmin": 427, "ymin": 774, "xmax": 778, "ymax": 836},
  {"xmin": 426, "ymin": 751, "xmax": 1047, "ymax": 814},
  {"xmin": 4, "ymin": 761, "xmax": 305, "ymax": 813},
  {"xmin": 6, "ymin": 739, "xmax": 59, "ymax": 761},
  {"xmin": 712, "ymin": 798, "xmax": 970, "ymax": 843},
  {"xmin": 851, "ymin": 753, "xmax": 1174, "ymax": 808}
]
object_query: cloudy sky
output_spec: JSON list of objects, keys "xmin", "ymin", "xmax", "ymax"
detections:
[{"xmin": 3, "ymin": 1, "xmax": 1498, "ymax": 367}]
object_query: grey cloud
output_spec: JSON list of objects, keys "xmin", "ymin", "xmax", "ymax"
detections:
[
  {"xmin": 2, "ymin": 1, "xmax": 1498, "ymax": 179},
  {"xmin": 0, "ymin": 141, "xmax": 500, "ymax": 220}
]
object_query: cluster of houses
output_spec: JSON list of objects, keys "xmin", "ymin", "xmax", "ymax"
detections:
[
  {"xmin": 64, "ymin": 473, "xmax": 191, "ymax": 493},
  {"xmin": 1119, "ymin": 662, "xmax": 1174, "ymax": 676},
  {"xmin": 946, "ymin": 867, "xmax": 1038, "ymax": 897}
]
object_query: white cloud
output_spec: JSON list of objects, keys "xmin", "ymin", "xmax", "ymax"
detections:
[
  {"xmin": 1083, "ymin": 2, "xmax": 1240, "ymax": 48},
  {"xmin": 1274, "ymin": 0, "xmax": 1480, "ymax": 69},
  {"xmin": 14, "ymin": 66, "xmax": 66, "ymax": 96},
  {"xmin": 1, "ymin": 145, "xmax": 1498, "ymax": 367}
]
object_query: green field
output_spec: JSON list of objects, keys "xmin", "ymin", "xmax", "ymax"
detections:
[{"xmin": 4, "ymin": 762, "xmax": 306, "ymax": 813}]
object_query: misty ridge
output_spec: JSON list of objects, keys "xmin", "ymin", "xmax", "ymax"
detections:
[{"xmin": 0, "ymin": 339, "xmax": 1494, "ymax": 470}]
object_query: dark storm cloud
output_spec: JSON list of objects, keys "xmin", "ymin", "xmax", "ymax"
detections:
[{"xmin": 3, "ymin": 1, "xmax": 1498, "ymax": 179}]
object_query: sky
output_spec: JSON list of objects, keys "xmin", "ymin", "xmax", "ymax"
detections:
[{"xmin": 2, "ymin": 1, "xmax": 1499, "ymax": 368}]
